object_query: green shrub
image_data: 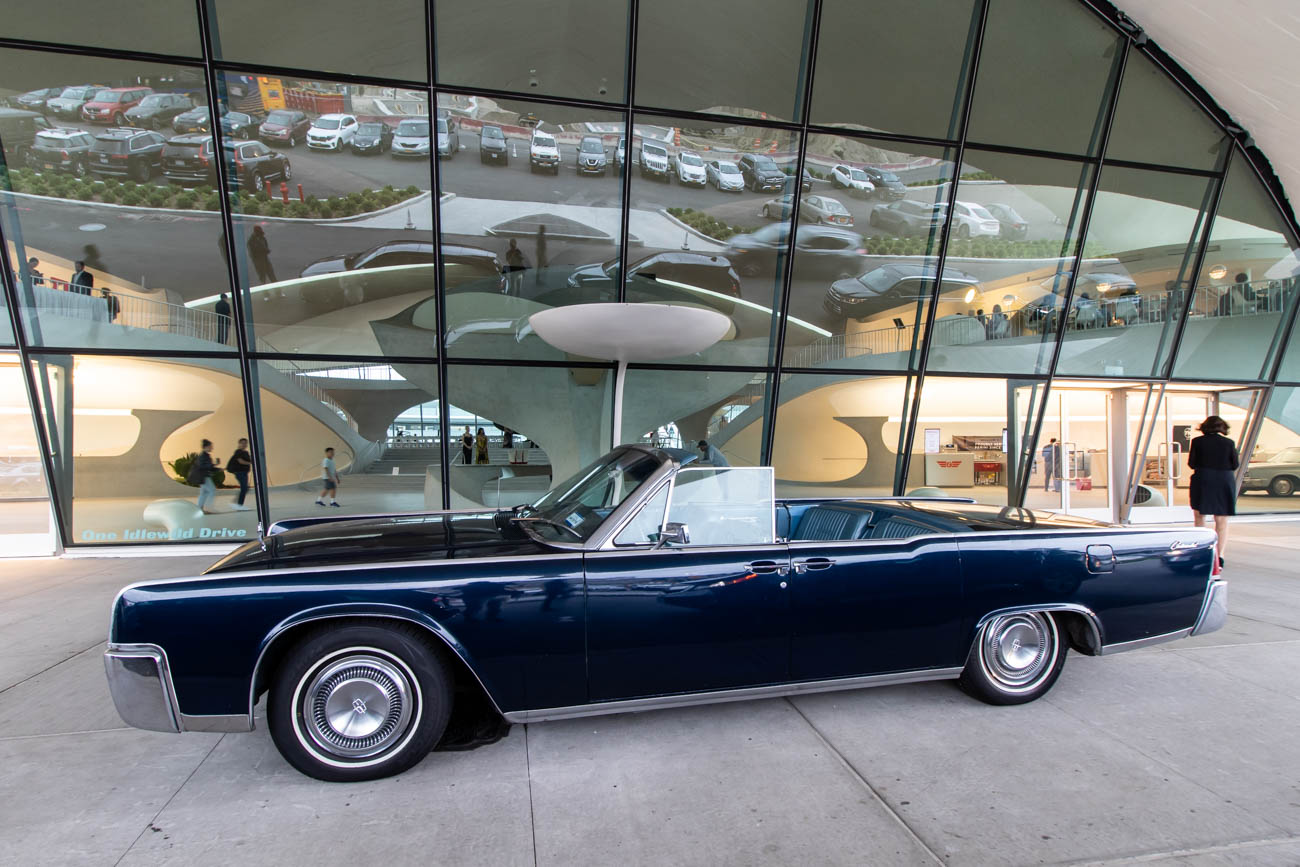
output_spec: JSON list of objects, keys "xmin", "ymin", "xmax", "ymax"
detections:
[
  {"xmin": 195, "ymin": 185, "xmax": 213, "ymax": 197},
  {"xmin": 119, "ymin": 189, "xmax": 143, "ymax": 206},
  {"xmin": 168, "ymin": 453, "xmax": 227, "ymax": 488},
  {"xmin": 99, "ymin": 186, "xmax": 117, "ymax": 203},
  {"xmin": 263, "ymin": 200, "xmax": 284, "ymax": 217},
  {"xmin": 148, "ymin": 187, "xmax": 171, "ymax": 207},
  {"xmin": 288, "ymin": 201, "xmax": 309, "ymax": 218},
  {"xmin": 403, "ymin": 184, "xmax": 418, "ymax": 195},
  {"xmin": 316, "ymin": 202, "xmax": 333, "ymax": 218},
  {"xmin": 240, "ymin": 198, "xmax": 260, "ymax": 216},
  {"xmin": 202, "ymin": 193, "xmax": 221, "ymax": 211},
  {"xmin": 174, "ymin": 190, "xmax": 196, "ymax": 209}
]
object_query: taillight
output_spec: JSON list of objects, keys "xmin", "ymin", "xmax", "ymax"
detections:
[{"xmin": 60, "ymin": 150, "xmax": 69, "ymax": 159}]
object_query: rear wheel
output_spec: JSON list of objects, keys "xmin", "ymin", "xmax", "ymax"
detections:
[
  {"xmin": 268, "ymin": 622, "xmax": 453, "ymax": 782},
  {"xmin": 131, "ymin": 160, "xmax": 150, "ymax": 182},
  {"xmin": 958, "ymin": 611, "xmax": 1065, "ymax": 705},
  {"xmin": 1269, "ymin": 476, "xmax": 1296, "ymax": 497},
  {"xmin": 250, "ymin": 170, "xmax": 265, "ymax": 193}
]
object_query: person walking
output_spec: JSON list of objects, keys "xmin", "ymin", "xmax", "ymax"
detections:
[
  {"xmin": 533, "ymin": 224, "xmax": 548, "ymax": 287},
  {"xmin": 100, "ymin": 288, "xmax": 120, "ymax": 323},
  {"xmin": 214, "ymin": 293, "xmax": 231, "ymax": 345},
  {"xmin": 1188, "ymin": 415, "xmax": 1238, "ymax": 575},
  {"xmin": 247, "ymin": 225, "xmax": 277, "ymax": 285},
  {"xmin": 460, "ymin": 427, "xmax": 474, "ymax": 465},
  {"xmin": 474, "ymin": 427, "xmax": 490, "ymax": 464},
  {"xmin": 191, "ymin": 439, "xmax": 220, "ymax": 515},
  {"xmin": 227, "ymin": 438, "xmax": 254, "ymax": 511},
  {"xmin": 316, "ymin": 447, "xmax": 341, "ymax": 507},
  {"xmin": 70, "ymin": 260, "xmax": 94, "ymax": 294},
  {"xmin": 504, "ymin": 239, "xmax": 526, "ymax": 296},
  {"xmin": 1041, "ymin": 437, "xmax": 1058, "ymax": 491}
]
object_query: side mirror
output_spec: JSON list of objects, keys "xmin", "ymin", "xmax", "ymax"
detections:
[{"xmin": 654, "ymin": 522, "xmax": 690, "ymax": 548}]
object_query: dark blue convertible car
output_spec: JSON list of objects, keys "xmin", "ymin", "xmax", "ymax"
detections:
[{"xmin": 106, "ymin": 445, "xmax": 1227, "ymax": 781}]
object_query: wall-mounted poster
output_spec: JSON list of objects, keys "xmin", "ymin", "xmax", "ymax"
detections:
[{"xmin": 924, "ymin": 428, "xmax": 941, "ymax": 454}]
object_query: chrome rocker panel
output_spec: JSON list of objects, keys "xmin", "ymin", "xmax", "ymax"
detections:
[{"xmin": 502, "ymin": 666, "xmax": 965, "ymax": 724}]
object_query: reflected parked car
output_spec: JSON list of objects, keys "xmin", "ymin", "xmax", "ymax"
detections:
[
  {"xmin": 860, "ymin": 167, "xmax": 907, "ymax": 199},
  {"xmin": 576, "ymin": 135, "xmax": 608, "ymax": 175},
  {"xmin": 350, "ymin": 121, "xmax": 392, "ymax": 155},
  {"xmin": 13, "ymin": 87, "xmax": 61, "ymax": 110},
  {"xmin": 162, "ymin": 134, "xmax": 217, "ymax": 184},
  {"xmin": 391, "ymin": 119, "xmax": 431, "ymax": 158},
  {"xmin": 298, "ymin": 241, "xmax": 504, "ymax": 294},
  {"xmin": 830, "ymin": 164, "xmax": 877, "ymax": 197},
  {"xmin": 436, "ymin": 114, "xmax": 458, "ymax": 158},
  {"xmin": 306, "ymin": 113, "xmax": 358, "ymax": 151},
  {"xmin": 259, "ymin": 109, "xmax": 311, "ymax": 147},
  {"xmin": 46, "ymin": 85, "xmax": 105, "ymax": 119},
  {"xmin": 948, "ymin": 201, "xmax": 1001, "ymax": 239},
  {"xmin": 825, "ymin": 263, "xmax": 979, "ymax": 322},
  {"xmin": 985, "ymin": 203, "xmax": 1029, "ymax": 239},
  {"xmin": 222, "ymin": 139, "xmax": 290, "ymax": 192},
  {"xmin": 220, "ymin": 111, "xmax": 257, "ymax": 140},
  {"xmin": 82, "ymin": 87, "xmax": 152, "ymax": 125},
  {"xmin": 706, "ymin": 159, "xmax": 744, "ymax": 192},
  {"xmin": 801, "ymin": 195, "xmax": 854, "ymax": 226},
  {"xmin": 28, "ymin": 128, "xmax": 96, "ymax": 176},
  {"xmin": 124, "ymin": 93, "xmax": 194, "ymax": 130},
  {"xmin": 726, "ymin": 223, "xmax": 867, "ymax": 279},
  {"xmin": 88, "ymin": 128, "xmax": 166, "ymax": 182},
  {"xmin": 530, "ymin": 130, "xmax": 561, "ymax": 174},
  {"xmin": 674, "ymin": 150, "xmax": 706, "ymax": 186},
  {"xmin": 1241, "ymin": 447, "xmax": 1300, "ymax": 497},
  {"xmin": 738, "ymin": 153, "xmax": 786, "ymax": 192},
  {"xmin": 172, "ymin": 105, "xmax": 216, "ymax": 133},
  {"xmin": 566, "ymin": 251, "xmax": 741, "ymax": 301},
  {"xmin": 479, "ymin": 124, "xmax": 508, "ymax": 164},
  {"xmin": 638, "ymin": 142, "xmax": 670, "ymax": 180},
  {"xmin": 868, "ymin": 199, "xmax": 946, "ymax": 237},
  {"xmin": 0, "ymin": 108, "xmax": 51, "ymax": 167}
]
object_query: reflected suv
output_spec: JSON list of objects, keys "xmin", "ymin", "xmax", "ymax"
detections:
[
  {"xmin": 530, "ymin": 130, "xmax": 561, "ymax": 174},
  {"xmin": 576, "ymin": 136, "xmax": 608, "ymax": 176},
  {"xmin": 259, "ymin": 109, "xmax": 310, "ymax": 147},
  {"xmin": 28, "ymin": 128, "xmax": 96, "ymax": 175},
  {"xmin": 223, "ymin": 139, "xmax": 291, "ymax": 192},
  {"xmin": 638, "ymin": 142, "xmax": 670, "ymax": 181},
  {"xmin": 675, "ymin": 150, "xmax": 707, "ymax": 186},
  {"xmin": 825, "ymin": 263, "xmax": 978, "ymax": 322},
  {"xmin": 436, "ymin": 114, "xmax": 459, "ymax": 159},
  {"xmin": 162, "ymin": 134, "xmax": 217, "ymax": 184},
  {"xmin": 479, "ymin": 124, "xmax": 508, "ymax": 164},
  {"xmin": 307, "ymin": 113, "xmax": 359, "ymax": 151},
  {"xmin": 88, "ymin": 128, "xmax": 166, "ymax": 181},
  {"xmin": 738, "ymin": 153, "xmax": 786, "ymax": 192},
  {"xmin": 82, "ymin": 87, "xmax": 152, "ymax": 125},
  {"xmin": 124, "ymin": 93, "xmax": 194, "ymax": 130},
  {"xmin": 46, "ymin": 85, "xmax": 105, "ymax": 119}
]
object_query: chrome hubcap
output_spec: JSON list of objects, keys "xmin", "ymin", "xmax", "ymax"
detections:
[
  {"xmin": 300, "ymin": 654, "xmax": 413, "ymax": 759},
  {"xmin": 982, "ymin": 613, "xmax": 1055, "ymax": 691}
]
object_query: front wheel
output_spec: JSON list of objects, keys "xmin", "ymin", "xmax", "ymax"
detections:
[
  {"xmin": 958, "ymin": 611, "xmax": 1065, "ymax": 705},
  {"xmin": 268, "ymin": 622, "xmax": 453, "ymax": 782}
]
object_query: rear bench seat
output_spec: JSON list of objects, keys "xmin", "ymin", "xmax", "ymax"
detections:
[{"xmin": 787, "ymin": 503, "xmax": 930, "ymax": 541}]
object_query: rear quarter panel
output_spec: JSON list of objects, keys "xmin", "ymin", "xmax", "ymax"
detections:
[{"xmin": 956, "ymin": 528, "xmax": 1215, "ymax": 649}]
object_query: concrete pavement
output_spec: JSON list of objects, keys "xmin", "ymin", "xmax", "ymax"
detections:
[{"xmin": 0, "ymin": 526, "xmax": 1297, "ymax": 866}]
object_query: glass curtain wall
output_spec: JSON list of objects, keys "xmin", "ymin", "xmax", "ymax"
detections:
[{"xmin": 1, "ymin": 0, "xmax": 1298, "ymax": 549}]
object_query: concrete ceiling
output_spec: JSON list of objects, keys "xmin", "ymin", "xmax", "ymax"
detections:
[{"xmin": 1116, "ymin": 0, "xmax": 1300, "ymax": 219}]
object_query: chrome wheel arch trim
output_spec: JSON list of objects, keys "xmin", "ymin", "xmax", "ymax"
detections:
[
  {"xmin": 502, "ymin": 667, "xmax": 964, "ymax": 723},
  {"xmin": 974, "ymin": 603, "xmax": 1105, "ymax": 655},
  {"xmin": 248, "ymin": 606, "xmax": 506, "ymax": 725},
  {"xmin": 975, "ymin": 612, "xmax": 1060, "ymax": 694}
]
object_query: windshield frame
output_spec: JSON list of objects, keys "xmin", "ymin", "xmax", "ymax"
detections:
[{"xmin": 514, "ymin": 446, "xmax": 673, "ymax": 549}]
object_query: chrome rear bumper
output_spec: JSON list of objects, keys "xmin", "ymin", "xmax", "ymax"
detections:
[
  {"xmin": 1192, "ymin": 579, "xmax": 1228, "ymax": 636},
  {"xmin": 103, "ymin": 644, "xmax": 181, "ymax": 733}
]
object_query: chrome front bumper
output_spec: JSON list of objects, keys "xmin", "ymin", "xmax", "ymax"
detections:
[
  {"xmin": 1192, "ymin": 579, "xmax": 1228, "ymax": 636},
  {"xmin": 103, "ymin": 644, "xmax": 181, "ymax": 733}
]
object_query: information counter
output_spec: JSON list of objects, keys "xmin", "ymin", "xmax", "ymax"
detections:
[{"xmin": 925, "ymin": 452, "xmax": 975, "ymax": 487}]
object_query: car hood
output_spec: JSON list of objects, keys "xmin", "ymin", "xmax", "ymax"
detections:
[
  {"xmin": 262, "ymin": 123, "xmax": 293, "ymax": 132},
  {"xmin": 567, "ymin": 262, "xmax": 610, "ymax": 284},
  {"xmin": 301, "ymin": 254, "xmax": 349, "ymax": 276},
  {"xmin": 393, "ymin": 135, "xmax": 429, "ymax": 146},
  {"xmin": 1247, "ymin": 460, "xmax": 1299, "ymax": 470},
  {"xmin": 829, "ymin": 276, "xmax": 887, "ymax": 301},
  {"xmin": 481, "ymin": 137, "xmax": 506, "ymax": 150},
  {"xmin": 204, "ymin": 510, "xmax": 547, "ymax": 573}
]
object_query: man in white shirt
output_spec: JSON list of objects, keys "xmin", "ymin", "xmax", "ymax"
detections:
[{"xmin": 316, "ymin": 447, "xmax": 341, "ymax": 507}]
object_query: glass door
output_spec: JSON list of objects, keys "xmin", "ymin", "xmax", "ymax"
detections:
[{"xmin": 1027, "ymin": 387, "xmax": 1115, "ymax": 520}]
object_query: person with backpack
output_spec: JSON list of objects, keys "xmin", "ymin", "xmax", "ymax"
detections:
[
  {"xmin": 227, "ymin": 438, "xmax": 254, "ymax": 511},
  {"xmin": 190, "ymin": 439, "xmax": 220, "ymax": 515}
]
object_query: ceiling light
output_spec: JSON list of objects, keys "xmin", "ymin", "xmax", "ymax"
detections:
[{"xmin": 1208, "ymin": 264, "xmax": 1228, "ymax": 280}]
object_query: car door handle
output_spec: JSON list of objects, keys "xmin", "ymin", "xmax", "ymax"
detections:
[
  {"xmin": 748, "ymin": 560, "xmax": 789, "ymax": 576},
  {"xmin": 792, "ymin": 557, "xmax": 836, "ymax": 573}
]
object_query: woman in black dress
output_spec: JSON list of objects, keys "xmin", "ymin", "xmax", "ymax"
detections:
[{"xmin": 1188, "ymin": 415, "xmax": 1238, "ymax": 573}]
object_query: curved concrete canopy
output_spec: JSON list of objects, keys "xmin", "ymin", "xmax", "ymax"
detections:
[
  {"xmin": 1118, "ymin": 0, "xmax": 1300, "ymax": 217},
  {"xmin": 528, "ymin": 303, "xmax": 732, "ymax": 362}
]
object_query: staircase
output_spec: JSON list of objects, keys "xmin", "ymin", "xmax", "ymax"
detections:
[{"xmin": 368, "ymin": 447, "xmax": 442, "ymax": 476}]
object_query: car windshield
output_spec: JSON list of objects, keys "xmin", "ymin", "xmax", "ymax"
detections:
[
  {"xmin": 968, "ymin": 204, "xmax": 997, "ymax": 221},
  {"xmin": 266, "ymin": 111, "xmax": 296, "ymax": 124},
  {"xmin": 396, "ymin": 120, "xmax": 428, "ymax": 136},
  {"xmin": 857, "ymin": 269, "xmax": 907, "ymax": 293},
  {"xmin": 717, "ymin": 162, "xmax": 740, "ymax": 174},
  {"xmin": 35, "ymin": 132, "xmax": 67, "ymax": 146},
  {"xmin": 59, "ymin": 87, "xmax": 85, "ymax": 98},
  {"xmin": 163, "ymin": 141, "xmax": 204, "ymax": 156},
  {"xmin": 315, "ymin": 118, "xmax": 341, "ymax": 130},
  {"xmin": 95, "ymin": 91, "xmax": 125, "ymax": 103},
  {"xmin": 225, "ymin": 113, "xmax": 250, "ymax": 125},
  {"xmin": 356, "ymin": 122, "xmax": 384, "ymax": 135},
  {"xmin": 534, "ymin": 135, "xmax": 556, "ymax": 148},
  {"xmin": 137, "ymin": 95, "xmax": 166, "ymax": 108},
  {"xmin": 580, "ymin": 139, "xmax": 603, "ymax": 153},
  {"xmin": 850, "ymin": 169, "xmax": 869, "ymax": 181},
  {"xmin": 436, "ymin": 118, "xmax": 447, "ymax": 133},
  {"xmin": 680, "ymin": 153, "xmax": 703, "ymax": 166},
  {"xmin": 93, "ymin": 139, "xmax": 128, "ymax": 154},
  {"xmin": 1264, "ymin": 447, "xmax": 1300, "ymax": 463},
  {"xmin": 876, "ymin": 170, "xmax": 899, "ymax": 183},
  {"xmin": 753, "ymin": 156, "xmax": 777, "ymax": 169},
  {"xmin": 516, "ymin": 449, "xmax": 662, "ymax": 543},
  {"xmin": 644, "ymin": 145, "xmax": 666, "ymax": 157},
  {"xmin": 185, "ymin": 107, "xmax": 209, "ymax": 118},
  {"xmin": 822, "ymin": 199, "xmax": 849, "ymax": 214},
  {"xmin": 483, "ymin": 126, "xmax": 503, "ymax": 139},
  {"xmin": 750, "ymin": 223, "xmax": 789, "ymax": 244}
]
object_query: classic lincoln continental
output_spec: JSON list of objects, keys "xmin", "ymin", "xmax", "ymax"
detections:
[{"xmin": 106, "ymin": 445, "xmax": 1227, "ymax": 781}]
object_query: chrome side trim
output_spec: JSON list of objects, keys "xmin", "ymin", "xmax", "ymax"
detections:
[
  {"xmin": 103, "ymin": 643, "xmax": 182, "ymax": 733},
  {"xmin": 1192, "ymin": 580, "xmax": 1228, "ymax": 636},
  {"xmin": 248, "ymin": 610, "xmax": 507, "ymax": 722},
  {"xmin": 180, "ymin": 713, "xmax": 254, "ymax": 733},
  {"xmin": 976, "ymin": 603, "xmax": 1105, "ymax": 654},
  {"xmin": 1100, "ymin": 628, "xmax": 1192, "ymax": 655},
  {"xmin": 502, "ymin": 667, "xmax": 964, "ymax": 723}
]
